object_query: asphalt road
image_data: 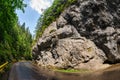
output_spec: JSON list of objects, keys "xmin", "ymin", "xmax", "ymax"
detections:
[
  {"xmin": 8, "ymin": 62, "xmax": 49, "ymax": 80},
  {"xmin": 8, "ymin": 62, "xmax": 120, "ymax": 80}
]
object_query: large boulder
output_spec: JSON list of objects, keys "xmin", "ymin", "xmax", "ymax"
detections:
[
  {"xmin": 33, "ymin": 0, "xmax": 120, "ymax": 70},
  {"xmin": 59, "ymin": 0, "xmax": 120, "ymax": 63},
  {"xmin": 33, "ymin": 25, "xmax": 108, "ymax": 70}
]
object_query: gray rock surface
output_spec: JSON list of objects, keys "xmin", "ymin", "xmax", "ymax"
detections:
[
  {"xmin": 32, "ymin": 0, "xmax": 120, "ymax": 70},
  {"xmin": 60, "ymin": 0, "xmax": 120, "ymax": 63},
  {"xmin": 33, "ymin": 24, "xmax": 108, "ymax": 70}
]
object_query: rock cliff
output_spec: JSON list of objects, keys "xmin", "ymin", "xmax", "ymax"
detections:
[{"xmin": 33, "ymin": 0, "xmax": 120, "ymax": 70}]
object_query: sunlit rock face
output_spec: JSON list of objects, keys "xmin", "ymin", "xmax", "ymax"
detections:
[
  {"xmin": 32, "ymin": 23, "xmax": 107, "ymax": 70},
  {"xmin": 33, "ymin": 0, "xmax": 120, "ymax": 70}
]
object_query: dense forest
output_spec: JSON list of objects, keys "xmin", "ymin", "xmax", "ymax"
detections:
[
  {"xmin": 0, "ymin": 0, "xmax": 77, "ymax": 65},
  {"xmin": 0, "ymin": 0, "xmax": 32, "ymax": 65},
  {"xmin": 35, "ymin": 0, "xmax": 77, "ymax": 40}
]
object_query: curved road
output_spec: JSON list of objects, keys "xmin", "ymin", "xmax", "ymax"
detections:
[
  {"xmin": 8, "ymin": 62, "xmax": 49, "ymax": 80},
  {"xmin": 8, "ymin": 62, "xmax": 120, "ymax": 80}
]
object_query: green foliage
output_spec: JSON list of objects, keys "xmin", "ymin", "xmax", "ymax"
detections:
[
  {"xmin": 55, "ymin": 69, "xmax": 89, "ymax": 73},
  {"xmin": 35, "ymin": 0, "xmax": 77, "ymax": 40},
  {"xmin": 0, "ymin": 0, "xmax": 32, "ymax": 65},
  {"xmin": 14, "ymin": 23, "xmax": 32, "ymax": 60}
]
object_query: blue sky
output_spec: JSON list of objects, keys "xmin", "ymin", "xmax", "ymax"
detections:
[{"xmin": 16, "ymin": 0, "xmax": 54, "ymax": 35}]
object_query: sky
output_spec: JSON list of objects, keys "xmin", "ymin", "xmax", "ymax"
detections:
[{"xmin": 16, "ymin": 0, "xmax": 54, "ymax": 35}]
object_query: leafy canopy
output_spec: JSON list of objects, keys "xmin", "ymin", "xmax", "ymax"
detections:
[{"xmin": 0, "ymin": 0, "xmax": 32, "ymax": 64}]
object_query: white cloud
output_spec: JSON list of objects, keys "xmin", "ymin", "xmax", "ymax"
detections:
[{"xmin": 30, "ymin": 0, "xmax": 54, "ymax": 14}]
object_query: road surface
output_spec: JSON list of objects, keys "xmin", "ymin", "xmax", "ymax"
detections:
[
  {"xmin": 8, "ymin": 62, "xmax": 50, "ymax": 80},
  {"xmin": 8, "ymin": 62, "xmax": 120, "ymax": 80}
]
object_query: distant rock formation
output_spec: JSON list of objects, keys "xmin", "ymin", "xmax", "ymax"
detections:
[{"xmin": 32, "ymin": 0, "xmax": 120, "ymax": 70}]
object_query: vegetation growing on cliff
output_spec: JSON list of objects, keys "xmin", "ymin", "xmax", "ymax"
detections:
[{"xmin": 35, "ymin": 0, "xmax": 77, "ymax": 40}]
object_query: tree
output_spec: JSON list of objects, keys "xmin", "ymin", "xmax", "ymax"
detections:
[{"xmin": 0, "ymin": 0, "xmax": 32, "ymax": 64}]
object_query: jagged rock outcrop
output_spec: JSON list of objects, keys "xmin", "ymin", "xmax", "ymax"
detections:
[
  {"xmin": 33, "ymin": 24, "xmax": 107, "ymax": 70},
  {"xmin": 58, "ymin": 0, "xmax": 120, "ymax": 63},
  {"xmin": 33, "ymin": 0, "xmax": 120, "ymax": 70}
]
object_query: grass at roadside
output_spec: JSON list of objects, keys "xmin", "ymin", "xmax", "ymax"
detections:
[
  {"xmin": 54, "ymin": 69, "xmax": 90, "ymax": 73},
  {"xmin": 32, "ymin": 61, "xmax": 91, "ymax": 73}
]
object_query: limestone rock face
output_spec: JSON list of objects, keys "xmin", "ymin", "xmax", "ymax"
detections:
[
  {"xmin": 37, "ymin": 37, "xmax": 107, "ymax": 70},
  {"xmin": 33, "ymin": 0, "xmax": 120, "ymax": 70},
  {"xmin": 59, "ymin": 0, "xmax": 120, "ymax": 63},
  {"xmin": 33, "ymin": 25, "xmax": 107, "ymax": 70}
]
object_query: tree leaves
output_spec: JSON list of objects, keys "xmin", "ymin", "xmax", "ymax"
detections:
[{"xmin": 0, "ymin": 0, "xmax": 32, "ymax": 64}]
